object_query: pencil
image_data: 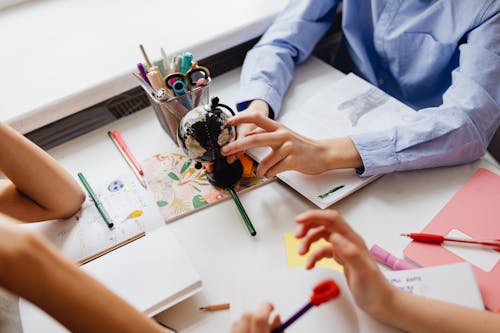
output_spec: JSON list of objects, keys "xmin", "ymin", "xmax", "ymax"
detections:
[
  {"xmin": 107, "ymin": 130, "xmax": 147, "ymax": 188},
  {"xmin": 229, "ymin": 187, "xmax": 256, "ymax": 236},
  {"xmin": 77, "ymin": 172, "xmax": 114, "ymax": 229},
  {"xmin": 139, "ymin": 44, "xmax": 153, "ymax": 69},
  {"xmin": 199, "ymin": 303, "xmax": 230, "ymax": 311},
  {"xmin": 78, "ymin": 232, "xmax": 145, "ymax": 266}
]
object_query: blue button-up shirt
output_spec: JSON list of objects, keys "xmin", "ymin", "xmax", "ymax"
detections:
[{"xmin": 237, "ymin": 0, "xmax": 500, "ymax": 176}]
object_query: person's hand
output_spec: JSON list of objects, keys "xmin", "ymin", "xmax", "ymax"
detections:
[
  {"xmin": 231, "ymin": 302, "xmax": 281, "ymax": 333},
  {"xmin": 295, "ymin": 210, "xmax": 396, "ymax": 318},
  {"xmin": 225, "ymin": 100, "xmax": 270, "ymax": 164},
  {"xmin": 221, "ymin": 112, "xmax": 363, "ymax": 178}
]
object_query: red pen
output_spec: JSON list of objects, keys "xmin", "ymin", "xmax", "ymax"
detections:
[
  {"xmin": 401, "ymin": 233, "xmax": 500, "ymax": 250},
  {"xmin": 108, "ymin": 130, "xmax": 147, "ymax": 188}
]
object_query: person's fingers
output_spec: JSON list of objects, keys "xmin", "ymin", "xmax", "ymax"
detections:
[
  {"xmin": 329, "ymin": 233, "xmax": 368, "ymax": 270},
  {"xmin": 255, "ymin": 147, "xmax": 290, "ymax": 178},
  {"xmin": 221, "ymin": 132, "xmax": 284, "ymax": 156},
  {"xmin": 263, "ymin": 155, "xmax": 296, "ymax": 178},
  {"xmin": 304, "ymin": 244, "xmax": 336, "ymax": 269},
  {"xmin": 236, "ymin": 123, "xmax": 258, "ymax": 139},
  {"xmin": 297, "ymin": 226, "xmax": 329, "ymax": 255},
  {"xmin": 270, "ymin": 314, "xmax": 281, "ymax": 329},
  {"xmin": 227, "ymin": 112, "xmax": 280, "ymax": 132},
  {"xmin": 295, "ymin": 210, "xmax": 365, "ymax": 248},
  {"xmin": 226, "ymin": 152, "xmax": 244, "ymax": 164},
  {"xmin": 231, "ymin": 312, "xmax": 252, "ymax": 333},
  {"xmin": 202, "ymin": 162, "xmax": 214, "ymax": 173},
  {"xmin": 245, "ymin": 127, "xmax": 267, "ymax": 136},
  {"xmin": 253, "ymin": 302, "xmax": 274, "ymax": 330}
]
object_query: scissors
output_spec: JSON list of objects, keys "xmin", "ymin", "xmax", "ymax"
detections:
[
  {"xmin": 164, "ymin": 61, "xmax": 211, "ymax": 90},
  {"xmin": 271, "ymin": 279, "xmax": 340, "ymax": 333}
]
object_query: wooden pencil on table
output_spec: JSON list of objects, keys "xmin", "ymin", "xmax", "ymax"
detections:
[{"xmin": 199, "ymin": 303, "xmax": 230, "ymax": 311}]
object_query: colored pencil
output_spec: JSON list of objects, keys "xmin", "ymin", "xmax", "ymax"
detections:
[{"xmin": 108, "ymin": 130, "xmax": 147, "ymax": 188}]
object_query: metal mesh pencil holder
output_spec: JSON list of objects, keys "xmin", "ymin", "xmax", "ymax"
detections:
[{"xmin": 149, "ymin": 83, "xmax": 210, "ymax": 144}]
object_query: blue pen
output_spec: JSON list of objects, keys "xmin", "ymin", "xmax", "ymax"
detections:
[
  {"xmin": 180, "ymin": 52, "xmax": 193, "ymax": 74},
  {"xmin": 172, "ymin": 80, "xmax": 193, "ymax": 110}
]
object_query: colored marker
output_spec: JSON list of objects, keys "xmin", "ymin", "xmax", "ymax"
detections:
[
  {"xmin": 137, "ymin": 63, "xmax": 150, "ymax": 85},
  {"xmin": 146, "ymin": 68, "xmax": 166, "ymax": 91},
  {"xmin": 229, "ymin": 188, "xmax": 256, "ymax": 237},
  {"xmin": 271, "ymin": 279, "xmax": 340, "ymax": 333},
  {"xmin": 77, "ymin": 172, "xmax": 114, "ymax": 229},
  {"xmin": 172, "ymin": 80, "xmax": 193, "ymax": 110},
  {"xmin": 370, "ymin": 244, "xmax": 417, "ymax": 270},
  {"xmin": 160, "ymin": 48, "xmax": 174, "ymax": 74},
  {"xmin": 180, "ymin": 52, "xmax": 193, "ymax": 74},
  {"xmin": 193, "ymin": 77, "xmax": 208, "ymax": 106}
]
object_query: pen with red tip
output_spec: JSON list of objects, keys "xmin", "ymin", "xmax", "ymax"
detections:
[
  {"xmin": 401, "ymin": 233, "xmax": 500, "ymax": 250},
  {"xmin": 271, "ymin": 279, "xmax": 340, "ymax": 333}
]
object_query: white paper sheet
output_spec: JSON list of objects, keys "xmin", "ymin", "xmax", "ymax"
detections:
[{"xmin": 230, "ymin": 263, "xmax": 483, "ymax": 333}]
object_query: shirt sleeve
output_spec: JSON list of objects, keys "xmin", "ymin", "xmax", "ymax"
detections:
[
  {"xmin": 236, "ymin": 0, "xmax": 340, "ymax": 117},
  {"xmin": 350, "ymin": 7, "xmax": 500, "ymax": 177}
]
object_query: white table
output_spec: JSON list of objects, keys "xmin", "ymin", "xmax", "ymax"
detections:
[
  {"xmin": 0, "ymin": 0, "xmax": 287, "ymax": 133},
  {"xmin": 42, "ymin": 58, "xmax": 498, "ymax": 332}
]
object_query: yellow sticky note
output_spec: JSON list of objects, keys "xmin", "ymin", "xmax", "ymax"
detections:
[{"xmin": 283, "ymin": 232, "xmax": 343, "ymax": 272}]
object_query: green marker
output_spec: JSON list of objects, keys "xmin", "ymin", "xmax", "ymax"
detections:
[
  {"xmin": 77, "ymin": 172, "xmax": 114, "ymax": 229},
  {"xmin": 229, "ymin": 188, "xmax": 256, "ymax": 237}
]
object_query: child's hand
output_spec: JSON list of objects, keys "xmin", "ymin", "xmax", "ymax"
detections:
[
  {"xmin": 225, "ymin": 100, "xmax": 270, "ymax": 165},
  {"xmin": 295, "ymin": 210, "xmax": 396, "ymax": 317},
  {"xmin": 231, "ymin": 302, "xmax": 281, "ymax": 333},
  {"xmin": 221, "ymin": 113, "xmax": 336, "ymax": 178}
]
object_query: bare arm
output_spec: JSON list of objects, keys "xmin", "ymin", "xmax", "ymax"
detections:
[
  {"xmin": 296, "ymin": 210, "xmax": 500, "ymax": 333},
  {"xmin": 0, "ymin": 213, "xmax": 163, "ymax": 333},
  {"xmin": 382, "ymin": 291, "xmax": 500, "ymax": 333},
  {"xmin": 0, "ymin": 122, "xmax": 85, "ymax": 221}
]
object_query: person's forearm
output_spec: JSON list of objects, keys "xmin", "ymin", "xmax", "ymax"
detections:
[
  {"xmin": 0, "ymin": 122, "xmax": 84, "ymax": 221},
  {"xmin": 1, "ymin": 232, "xmax": 162, "ymax": 333},
  {"xmin": 376, "ymin": 288, "xmax": 500, "ymax": 333}
]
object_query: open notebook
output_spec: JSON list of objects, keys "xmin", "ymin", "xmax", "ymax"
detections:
[
  {"xmin": 141, "ymin": 148, "xmax": 273, "ymax": 223},
  {"xmin": 19, "ymin": 173, "xmax": 201, "ymax": 332},
  {"xmin": 230, "ymin": 264, "xmax": 483, "ymax": 333},
  {"xmin": 248, "ymin": 72, "xmax": 418, "ymax": 208}
]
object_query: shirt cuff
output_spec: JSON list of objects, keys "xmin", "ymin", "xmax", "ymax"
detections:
[
  {"xmin": 236, "ymin": 81, "xmax": 282, "ymax": 119},
  {"xmin": 349, "ymin": 130, "xmax": 400, "ymax": 177}
]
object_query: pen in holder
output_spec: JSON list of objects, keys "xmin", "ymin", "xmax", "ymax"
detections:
[{"xmin": 147, "ymin": 82, "xmax": 210, "ymax": 144}]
